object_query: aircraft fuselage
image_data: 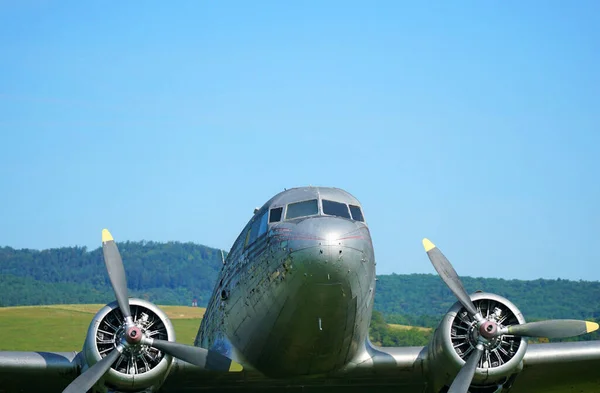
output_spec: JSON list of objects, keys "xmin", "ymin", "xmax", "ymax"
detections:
[{"xmin": 197, "ymin": 187, "xmax": 376, "ymax": 377}]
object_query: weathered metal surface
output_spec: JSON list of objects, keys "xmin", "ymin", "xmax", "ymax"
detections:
[{"xmin": 198, "ymin": 186, "xmax": 376, "ymax": 377}]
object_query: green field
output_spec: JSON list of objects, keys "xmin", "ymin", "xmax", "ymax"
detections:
[
  {"xmin": 0, "ymin": 305, "xmax": 206, "ymax": 351},
  {"xmin": 0, "ymin": 305, "xmax": 433, "ymax": 351},
  {"xmin": 388, "ymin": 323, "xmax": 432, "ymax": 332}
]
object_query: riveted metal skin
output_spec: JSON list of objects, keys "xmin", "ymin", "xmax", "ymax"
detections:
[{"xmin": 197, "ymin": 187, "xmax": 376, "ymax": 377}]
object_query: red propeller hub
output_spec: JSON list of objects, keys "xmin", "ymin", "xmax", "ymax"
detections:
[
  {"xmin": 125, "ymin": 326, "xmax": 142, "ymax": 345},
  {"xmin": 479, "ymin": 320, "xmax": 498, "ymax": 339}
]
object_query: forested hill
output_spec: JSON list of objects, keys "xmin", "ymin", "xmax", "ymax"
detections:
[
  {"xmin": 0, "ymin": 241, "xmax": 223, "ymax": 307},
  {"xmin": 1, "ymin": 242, "xmax": 599, "ymax": 322}
]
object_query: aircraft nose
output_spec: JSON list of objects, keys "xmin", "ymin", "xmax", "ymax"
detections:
[
  {"xmin": 259, "ymin": 216, "xmax": 375, "ymax": 376},
  {"xmin": 282, "ymin": 216, "xmax": 373, "ymax": 283}
]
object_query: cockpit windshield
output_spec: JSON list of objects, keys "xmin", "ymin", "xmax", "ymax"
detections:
[
  {"xmin": 279, "ymin": 197, "xmax": 365, "ymax": 222},
  {"xmin": 349, "ymin": 204, "xmax": 364, "ymax": 222},
  {"xmin": 322, "ymin": 199, "xmax": 351, "ymax": 219},
  {"xmin": 285, "ymin": 199, "xmax": 318, "ymax": 219}
]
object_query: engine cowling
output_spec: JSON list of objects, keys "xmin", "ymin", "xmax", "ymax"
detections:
[
  {"xmin": 82, "ymin": 298, "xmax": 176, "ymax": 392},
  {"xmin": 427, "ymin": 292, "xmax": 528, "ymax": 392}
]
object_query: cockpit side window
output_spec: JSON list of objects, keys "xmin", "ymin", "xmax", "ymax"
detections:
[
  {"xmin": 322, "ymin": 199, "xmax": 351, "ymax": 219},
  {"xmin": 245, "ymin": 211, "xmax": 268, "ymax": 248},
  {"xmin": 269, "ymin": 207, "xmax": 283, "ymax": 223},
  {"xmin": 258, "ymin": 211, "xmax": 268, "ymax": 235},
  {"xmin": 349, "ymin": 204, "xmax": 365, "ymax": 222},
  {"xmin": 285, "ymin": 199, "xmax": 318, "ymax": 220}
]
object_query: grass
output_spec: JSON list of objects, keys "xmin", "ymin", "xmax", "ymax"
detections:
[
  {"xmin": 388, "ymin": 323, "xmax": 432, "ymax": 332},
  {"xmin": 0, "ymin": 305, "xmax": 205, "ymax": 351},
  {"xmin": 0, "ymin": 306, "xmax": 429, "ymax": 351}
]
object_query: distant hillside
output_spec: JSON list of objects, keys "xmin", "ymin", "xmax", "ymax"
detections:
[
  {"xmin": 0, "ymin": 241, "xmax": 223, "ymax": 307},
  {"xmin": 376, "ymin": 274, "xmax": 600, "ymax": 321},
  {"xmin": 2, "ymin": 242, "xmax": 599, "ymax": 324}
]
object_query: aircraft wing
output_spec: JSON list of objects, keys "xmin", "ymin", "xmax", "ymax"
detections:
[
  {"xmin": 0, "ymin": 351, "xmax": 81, "ymax": 393},
  {"xmin": 160, "ymin": 340, "xmax": 600, "ymax": 392},
  {"xmin": 508, "ymin": 340, "xmax": 600, "ymax": 392},
  {"xmin": 2, "ymin": 342, "xmax": 600, "ymax": 392},
  {"xmin": 159, "ymin": 345, "xmax": 429, "ymax": 392},
  {"xmin": 0, "ymin": 347, "xmax": 428, "ymax": 393}
]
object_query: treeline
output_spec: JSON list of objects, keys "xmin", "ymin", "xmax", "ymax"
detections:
[
  {"xmin": 375, "ymin": 274, "xmax": 600, "ymax": 321},
  {"xmin": 0, "ymin": 241, "xmax": 223, "ymax": 307},
  {"xmin": 2, "ymin": 242, "xmax": 599, "ymax": 332}
]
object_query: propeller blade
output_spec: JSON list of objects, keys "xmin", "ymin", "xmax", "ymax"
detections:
[
  {"xmin": 63, "ymin": 347, "xmax": 122, "ymax": 393},
  {"xmin": 506, "ymin": 319, "xmax": 600, "ymax": 339},
  {"xmin": 423, "ymin": 239, "xmax": 480, "ymax": 318},
  {"xmin": 448, "ymin": 344, "xmax": 484, "ymax": 393},
  {"xmin": 146, "ymin": 339, "xmax": 243, "ymax": 372},
  {"xmin": 102, "ymin": 229, "xmax": 132, "ymax": 320}
]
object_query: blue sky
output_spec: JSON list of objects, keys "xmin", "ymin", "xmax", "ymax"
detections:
[{"xmin": 1, "ymin": 1, "xmax": 599, "ymax": 281}]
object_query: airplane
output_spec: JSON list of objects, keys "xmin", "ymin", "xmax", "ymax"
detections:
[{"xmin": 1, "ymin": 186, "xmax": 599, "ymax": 393}]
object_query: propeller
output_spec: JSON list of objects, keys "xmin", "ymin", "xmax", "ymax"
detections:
[
  {"xmin": 422, "ymin": 238, "xmax": 599, "ymax": 393},
  {"xmin": 447, "ymin": 344, "xmax": 484, "ymax": 393},
  {"xmin": 143, "ymin": 338, "xmax": 241, "ymax": 371},
  {"xmin": 422, "ymin": 239, "xmax": 482, "ymax": 322},
  {"xmin": 101, "ymin": 229, "xmax": 132, "ymax": 323},
  {"xmin": 501, "ymin": 319, "xmax": 599, "ymax": 339},
  {"xmin": 62, "ymin": 229, "xmax": 242, "ymax": 393},
  {"xmin": 63, "ymin": 346, "xmax": 123, "ymax": 393}
]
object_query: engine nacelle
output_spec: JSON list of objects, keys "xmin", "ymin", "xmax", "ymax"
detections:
[
  {"xmin": 426, "ymin": 292, "xmax": 528, "ymax": 392},
  {"xmin": 82, "ymin": 298, "xmax": 176, "ymax": 392}
]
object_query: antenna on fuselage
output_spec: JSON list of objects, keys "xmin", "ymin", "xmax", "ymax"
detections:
[{"xmin": 221, "ymin": 250, "xmax": 225, "ymax": 265}]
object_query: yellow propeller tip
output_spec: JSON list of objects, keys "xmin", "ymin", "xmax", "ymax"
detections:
[
  {"xmin": 586, "ymin": 321, "xmax": 599, "ymax": 333},
  {"xmin": 229, "ymin": 361, "xmax": 243, "ymax": 372},
  {"xmin": 422, "ymin": 238, "xmax": 436, "ymax": 252},
  {"xmin": 102, "ymin": 229, "xmax": 114, "ymax": 243}
]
